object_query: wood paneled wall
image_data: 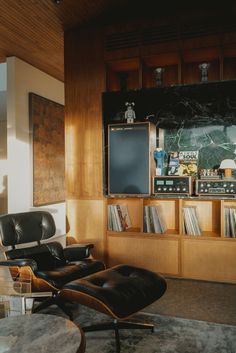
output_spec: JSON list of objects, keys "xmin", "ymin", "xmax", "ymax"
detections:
[
  {"xmin": 64, "ymin": 27, "xmax": 106, "ymax": 258},
  {"xmin": 64, "ymin": 17, "xmax": 236, "ymax": 261}
]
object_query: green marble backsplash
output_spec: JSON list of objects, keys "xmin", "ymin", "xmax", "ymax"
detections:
[{"xmin": 163, "ymin": 125, "xmax": 236, "ymax": 174}]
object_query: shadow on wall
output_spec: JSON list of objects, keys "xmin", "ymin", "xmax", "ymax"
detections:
[
  {"xmin": 0, "ymin": 175, "xmax": 7, "ymax": 215},
  {"xmin": 0, "ymin": 91, "xmax": 7, "ymax": 215},
  {"xmin": 66, "ymin": 217, "xmax": 78, "ymax": 245}
]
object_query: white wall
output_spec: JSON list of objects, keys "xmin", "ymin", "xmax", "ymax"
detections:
[
  {"xmin": 6, "ymin": 57, "xmax": 65, "ymax": 244},
  {"xmin": 0, "ymin": 63, "xmax": 7, "ymax": 214}
]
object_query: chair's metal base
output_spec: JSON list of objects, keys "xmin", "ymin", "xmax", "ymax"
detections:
[
  {"xmin": 33, "ymin": 295, "xmax": 73, "ymax": 320},
  {"xmin": 82, "ymin": 319, "xmax": 154, "ymax": 353}
]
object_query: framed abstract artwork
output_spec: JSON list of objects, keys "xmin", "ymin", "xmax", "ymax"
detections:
[{"xmin": 29, "ymin": 93, "xmax": 65, "ymax": 206}]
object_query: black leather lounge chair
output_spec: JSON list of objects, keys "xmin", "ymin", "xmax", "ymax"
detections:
[
  {"xmin": 0, "ymin": 211, "xmax": 167, "ymax": 352},
  {"xmin": 0, "ymin": 211, "xmax": 105, "ymax": 317}
]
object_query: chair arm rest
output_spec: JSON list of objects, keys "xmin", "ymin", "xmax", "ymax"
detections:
[
  {"xmin": 63, "ymin": 243, "xmax": 94, "ymax": 261},
  {"xmin": 0, "ymin": 258, "xmax": 38, "ymax": 271}
]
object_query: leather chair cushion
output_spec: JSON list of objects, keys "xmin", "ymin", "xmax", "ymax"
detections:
[
  {"xmin": 36, "ymin": 259, "xmax": 105, "ymax": 289},
  {"xmin": 62, "ymin": 264, "xmax": 167, "ymax": 318},
  {"xmin": 6, "ymin": 242, "xmax": 66, "ymax": 271}
]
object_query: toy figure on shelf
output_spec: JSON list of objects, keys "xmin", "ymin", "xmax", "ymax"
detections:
[
  {"xmin": 199, "ymin": 62, "xmax": 210, "ymax": 82},
  {"xmin": 154, "ymin": 148, "xmax": 167, "ymax": 176},
  {"xmin": 125, "ymin": 102, "xmax": 136, "ymax": 123},
  {"xmin": 154, "ymin": 67, "xmax": 165, "ymax": 86}
]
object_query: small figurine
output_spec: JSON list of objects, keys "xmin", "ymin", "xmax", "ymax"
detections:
[
  {"xmin": 154, "ymin": 148, "xmax": 167, "ymax": 176},
  {"xmin": 154, "ymin": 67, "xmax": 165, "ymax": 86},
  {"xmin": 199, "ymin": 62, "xmax": 210, "ymax": 82},
  {"xmin": 125, "ymin": 102, "xmax": 136, "ymax": 123}
]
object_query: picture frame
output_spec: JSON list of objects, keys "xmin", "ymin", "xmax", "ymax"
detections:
[{"xmin": 29, "ymin": 93, "xmax": 65, "ymax": 206}]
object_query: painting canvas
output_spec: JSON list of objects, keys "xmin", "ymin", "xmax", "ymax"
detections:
[{"xmin": 29, "ymin": 93, "xmax": 65, "ymax": 206}]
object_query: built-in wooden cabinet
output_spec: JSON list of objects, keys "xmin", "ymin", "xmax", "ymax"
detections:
[
  {"xmin": 106, "ymin": 197, "xmax": 236, "ymax": 283},
  {"xmin": 103, "ymin": 28, "xmax": 236, "ymax": 284},
  {"xmin": 65, "ymin": 20, "xmax": 236, "ymax": 283}
]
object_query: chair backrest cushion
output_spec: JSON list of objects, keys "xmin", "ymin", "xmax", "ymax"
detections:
[{"xmin": 0, "ymin": 211, "xmax": 56, "ymax": 247}]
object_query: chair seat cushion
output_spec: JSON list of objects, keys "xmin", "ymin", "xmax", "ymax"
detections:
[
  {"xmin": 61, "ymin": 264, "xmax": 167, "ymax": 319},
  {"xmin": 36, "ymin": 259, "xmax": 105, "ymax": 289},
  {"xmin": 6, "ymin": 242, "xmax": 66, "ymax": 271}
]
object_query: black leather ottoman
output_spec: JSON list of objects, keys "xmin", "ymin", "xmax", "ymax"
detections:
[{"xmin": 60, "ymin": 264, "xmax": 167, "ymax": 352}]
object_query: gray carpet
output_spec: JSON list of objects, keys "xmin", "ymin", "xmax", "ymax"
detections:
[
  {"xmin": 40, "ymin": 277, "xmax": 236, "ymax": 352},
  {"xmin": 145, "ymin": 278, "xmax": 236, "ymax": 326},
  {"xmin": 73, "ymin": 306, "xmax": 236, "ymax": 353}
]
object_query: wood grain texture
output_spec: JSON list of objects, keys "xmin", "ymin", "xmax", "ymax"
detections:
[
  {"xmin": 0, "ymin": 1, "xmax": 236, "ymax": 81},
  {"xmin": 182, "ymin": 239, "xmax": 236, "ymax": 283},
  {"xmin": 66, "ymin": 199, "xmax": 106, "ymax": 261},
  {"xmin": 64, "ymin": 27, "xmax": 106, "ymax": 252},
  {"xmin": 65, "ymin": 27, "xmax": 104, "ymax": 199},
  {"xmin": 64, "ymin": 18, "xmax": 236, "ymax": 281},
  {"xmin": 107, "ymin": 235, "xmax": 180, "ymax": 276},
  {"xmin": 30, "ymin": 93, "xmax": 65, "ymax": 206},
  {"xmin": 0, "ymin": 0, "xmax": 130, "ymax": 81}
]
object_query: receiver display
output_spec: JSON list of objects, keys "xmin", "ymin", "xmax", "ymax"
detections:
[{"xmin": 153, "ymin": 176, "xmax": 193, "ymax": 195}]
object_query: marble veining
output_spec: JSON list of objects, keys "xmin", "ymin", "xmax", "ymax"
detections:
[
  {"xmin": 0, "ymin": 314, "xmax": 82, "ymax": 353},
  {"xmin": 102, "ymin": 80, "xmax": 236, "ymax": 191},
  {"xmin": 163, "ymin": 124, "xmax": 236, "ymax": 170}
]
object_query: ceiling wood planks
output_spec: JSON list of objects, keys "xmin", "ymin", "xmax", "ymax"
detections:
[{"xmin": 0, "ymin": 0, "xmax": 235, "ymax": 82}]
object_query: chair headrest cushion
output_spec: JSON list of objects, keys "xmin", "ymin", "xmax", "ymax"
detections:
[{"xmin": 0, "ymin": 211, "xmax": 56, "ymax": 246}]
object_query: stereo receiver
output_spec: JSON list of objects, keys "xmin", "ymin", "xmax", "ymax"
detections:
[
  {"xmin": 153, "ymin": 176, "xmax": 193, "ymax": 195},
  {"xmin": 195, "ymin": 179, "xmax": 236, "ymax": 196}
]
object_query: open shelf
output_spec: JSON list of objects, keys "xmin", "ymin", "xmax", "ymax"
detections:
[
  {"xmin": 104, "ymin": 46, "xmax": 236, "ymax": 90},
  {"xmin": 106, "ymin": 196, "xmax": 236, "ymax": 283},
  {"xmin": 143, "ymin": 198, "xmax": 180, "ymax": 234},
  {"xmin": 106, "ymin": 58, "xmax": 140, "ymax": 91},
  {"xmin": 142, "ymin": 53, "xmax": 180, "ymax": 88},
  {"xmin": 182, "ymin": 199, "xmax": 221, "ymax": 237}
]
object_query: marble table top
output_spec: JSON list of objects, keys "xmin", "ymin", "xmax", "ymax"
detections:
[{"xmin": 0, "ymin": 313, "xmax": 85, "ymax": 353}]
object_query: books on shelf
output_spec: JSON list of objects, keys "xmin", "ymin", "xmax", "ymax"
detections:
[
  {"xmin": 143, "ymin": 205, "xmax": 167, "ymax": 234},
  {"xmin": 182, "ymin": 206, "xmax": 201, "ymax": 236},
  {"xmin": 108, "ymin": 204, "xmax": 132, "ymax": 231},
  {"xmin": 224, "ymin": 207, "xmax": 236, "ymax": 238}
]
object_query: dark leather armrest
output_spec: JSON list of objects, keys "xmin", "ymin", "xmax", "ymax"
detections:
[
  {"xmin": 63, "ymin": 243, "xmax": 94, "ymax": 261},
  {"xmin": 0, "ymin": 258, "xmax": 38, "ymax": 271}
]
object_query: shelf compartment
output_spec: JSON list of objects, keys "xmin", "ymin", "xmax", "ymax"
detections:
[
  {"xmin": 222, "ymin": 200, "xmax": 236, "ymax": 238},
  {"xmin": 142, "ymin": 53, "xmax": 180, "ymax": 88},
  {"xmin": 182, "ymin": 199, "xmax": 221, "ymax": 237},
  {"xmin": 143, "ymin": 198, "xmax": 180, "ymax": 234},
  {"xmin": 107, "ymin": 198, "xmax": 143, "ymax": 232},
  {"xmin": 223, "ymin": 57, "xmax": 236, "ymax": 80},
  {"xmin": 182, "ymin": 47, "xmax": 220, "ymax": 84},
  {"xmin": 106, "ymin": 58, "xmax": 140, "ymax": 91}
]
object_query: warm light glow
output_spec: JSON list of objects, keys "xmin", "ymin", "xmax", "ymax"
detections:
[
  {"xmin": 219, "ymin": 159, "xmax": 236, "ymax": 170},
  {"xmin": 219, "ymin": 159, "xmax": 236, "ymax": 178}
]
